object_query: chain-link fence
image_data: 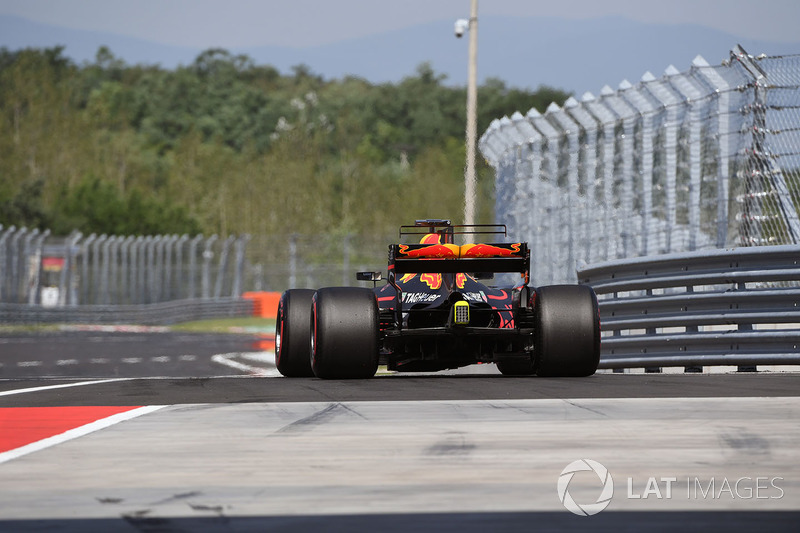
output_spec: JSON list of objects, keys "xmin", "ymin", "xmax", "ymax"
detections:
[
  {"xmin": 480, "ymin": 45, "xmax": 800, "ymax": 285},
  {"xmin": 0, "ymin": 225, "xmax": 398, "ymax": 305},
  {"xmin": 0, "ymin": 226, "xmax": 250, "ymax": 305},
  {"xmin": 246, "ymin": 233, "xmax": 399, "ymax": 292}
]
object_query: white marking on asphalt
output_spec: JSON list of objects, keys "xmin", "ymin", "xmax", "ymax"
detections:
[
  {"xmin": 16, "ymin": 361, "xmax": 42, "ymax": 367},
  {"xmin": 121, "ymin": 357, "xmax": 142, "ymax": 364},
  {"xmin": 150, "ymin": 356, "xmax": 170, "ymax": 363},
  {"xmin": 178, "ymin": 355, "xmax": 197, "ymax": 362},
  {"xmin": 56, "ymin": 359, "xmax": 79, "ymax": 366},
  {"xmin": 90, "ymin": 358, "xmax": 109, "ymax": 364},
  {"xmin": 0, "ymin": 378, "xmax": 135, "ymax": 397},
  {"xmin": 0, "ymin": 405, "xmax": 165, "ymax": 464},
  {"xmin": 241, "ymin": 352, "xmax": 276, "ymax": 363},
  {"xmin": 211, "ymin": 352, "xmax": 280, "ymax": 377}
]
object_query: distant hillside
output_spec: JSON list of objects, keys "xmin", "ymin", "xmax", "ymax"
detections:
[{"xmin": 2, "ymin": 13, "xmax": 799, "ymax": 94}]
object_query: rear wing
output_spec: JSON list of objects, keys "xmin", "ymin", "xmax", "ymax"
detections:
[{"xmin": 389, "ymin": 242, "xmax": 529, "ymax": 275}]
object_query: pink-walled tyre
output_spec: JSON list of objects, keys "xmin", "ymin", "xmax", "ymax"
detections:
[{"xmin": 275, "ymin": 289, "xmax": 316, "ymax": 377}]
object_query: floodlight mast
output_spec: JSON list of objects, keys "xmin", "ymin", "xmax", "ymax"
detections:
[{"xmin": 462, "ymin": 0, "xmax": 478, "ymax": 242}]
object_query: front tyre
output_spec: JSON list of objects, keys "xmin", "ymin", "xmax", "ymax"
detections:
[
  {"xmin": 275, "ymin": 289, "xmax": 316, "ymax": 377},
  {"xmin": 311, "ymin": 287, "xmax": 379, "ymax": 379},
  {"xmin": 534, "ymin": 285, "xmax": 600, "ymax": 377}
]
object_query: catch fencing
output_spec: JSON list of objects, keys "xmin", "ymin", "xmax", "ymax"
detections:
[
  {"xmin": 0, "ymin": 224, "xmax": 392, "ymax": 312},
  {"xmin": 480, "ymin": 45, "xmax": 800, "ymax": 285},
  {"xmin": 0, "ymin": 225, "xmax": 250, "ymax": 306}
]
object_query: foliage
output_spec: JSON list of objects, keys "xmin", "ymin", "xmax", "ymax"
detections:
[{"xmin": 0, "ymin": 46, "xmax": 571, "ymax": 240}]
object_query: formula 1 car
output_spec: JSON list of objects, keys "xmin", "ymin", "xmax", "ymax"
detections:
[{"xmin": 275, "ymin": 219, "xmax": 600, "ymax": 379}]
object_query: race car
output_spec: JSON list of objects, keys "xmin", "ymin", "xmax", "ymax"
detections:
[{"xmin": 275, "ymin": 219, "xmax": 600, "ymax": 379}]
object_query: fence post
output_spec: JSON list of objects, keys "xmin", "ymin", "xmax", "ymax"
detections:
[
  {"xmin": 0, "ymin": 225, "xmax": 9, "ymax": 302},
  {"xmin": 9, "ymin": 227, "xmax": 27, "ymax": 303},
  {"xmin": 145, "ymin": 236, "xmax": 156, "ymax": 304},
  {"xmin": 620, "ymin": 76, "xmax": 661, "ymax": 257},
  {"xmin": 583, "ymin": 94, "xmax": 619, "ymax": 262},
  {"xmin": 133, "ymin": 236, "xmax": 145, "ymax": 304},
  {"xmin": 546, "ymin": 102, "xmax": 581, "ymax": 278},
  {"xmin": 188, "ymin": 235, "xmax": 203, "ymax": 299},
  {"xmin": 21, "ymin": 228, "xmax": 39, "ymax": 304},
  {"xmin": 599, "ymin": 84, "xmax": 639, "ymax": 258},
  {"xmin": 643, "ymin": 73, "xmax": 683, "ymax": 252},
  {"xmin": 527, "ymin": 108, "xmax": 563, "ymax": 283},
  {"xmin": 692, "ymin": 55, "xmax": 732, "ymax": 248},
  {"xmin": 509, "ymin": 112, "xmax": 542, "ymax": 254},
  {"xmin": 289, "ymin": 233, "xmax": 298, "ymax": 289},
  {"xmin": 81, "ymin": 233, "xmax": 96, "ymax": 305},
  {"xmin": 214, "ymin": 235, "xmax": 235, "ymax": 299},
  {"xmin": 175, "ymin": 234, "xmax": 189, "ymax": 300},
  {"xmin": 110, "ymin": 236, "xmax": 122, "ymax": 304},
  {"xmin": 667, "ymin": 66, "xmax": 706, "ymax": 251},
  {"xmin": 61, "ymin": 231, "xmax": 82, "ymax": 306},
  {"xmin": 202, "ymin": 234, "xmax": 218, "ymax": 299},
  {"xmin": 232, "ymin": 234, "xmax": 250, "ymax": 297},
  {"xmin": 29, "ymin": 229, "xmax": 49, "ymax": 305},
  {"xmin": 564, "ymin": 96, "xmax": 600, "ymax": 265}
]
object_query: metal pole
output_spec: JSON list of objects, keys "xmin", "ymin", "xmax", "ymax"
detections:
[
  {"xmin": 81, "ymin": 234, "xmax": 96, "ymax": 305},
  {"xmin": 214, "ymin": 235, "xmax": 234, "ymax": 299},
  {"xmin": 188, "ymin": 235, "xmax": 203, "ymax": 299},
  {"xmin": 146, "ymin": 236, "xmax": 156, "ymax": 304},
  {"xmin": 289, "ymin": 234, "xmax": 297, "ymax": 289},
  {"xmin": 92, "ymin": 235, "xmax": 106, "ymax": 305},
  {"xmin": 65, "ymin": 232, "xmax": 82, "ymax": 305},
  {"xmin": 232, "ymin": 234, "xmax": 250, "ymax": 297},
  {"xmin": 30, "ymin": 229, "xmax": 49, "ymax": 305},
  {"xmin": 463, "ymin": 0, "xmax": 478, "ymax": 235},
  {"xmin": 10, "ymin": 227, "xmax": 27, "ymax": 303},
  {"xmin": 202, "ymin": 235, "xmax": 217, "ymax": 299}
]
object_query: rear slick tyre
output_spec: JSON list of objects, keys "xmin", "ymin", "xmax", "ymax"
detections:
[
  {"xmin": 275, "ymin": 289, "xmax": 316, "ymax": 377},
  {"xmin": 496, "ymin": 357, "xmax": 535, "ymax": 376},
  {"xmin": 311, "ymin": 287, "xmax": 379, "ymax": 379},
  {"xmin": 534, "ymin": 284, "xmax": 600, "ymax": 377}
]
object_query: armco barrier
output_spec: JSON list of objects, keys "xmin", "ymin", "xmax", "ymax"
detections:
[
  {"xmin": 577, "ymin": 245, "xmax": 800, "ymax": 371},
  {"xmin": 0, "ymin": 298, "xmax": 254, "ymax": 326}
]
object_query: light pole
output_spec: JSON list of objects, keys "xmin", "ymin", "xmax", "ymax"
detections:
[{"xmin": 457, "ymin": 0, "xmax": 479, "ymax": 237}]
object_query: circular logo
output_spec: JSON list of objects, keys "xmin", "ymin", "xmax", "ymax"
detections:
[{"xmin": 557, "ymin": 459, "xmax": 614, "ymax": 516}]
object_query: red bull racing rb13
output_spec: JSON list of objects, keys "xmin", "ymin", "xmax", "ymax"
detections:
[{"xmin": 275, "ymin": 219, "xmax": 600, "ymax": 379}]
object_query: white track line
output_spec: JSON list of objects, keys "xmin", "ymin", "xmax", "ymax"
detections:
[
  {"xmin": 211, "ymin": 352, "xmax": 281, "ymax": 377},
  {"xmin": 0, "ymin": 378, "xmax": 135, "ymax": 397},
  {"xmin": 0, "ymin": 405, "xmax": 165, "ymax": 464}
]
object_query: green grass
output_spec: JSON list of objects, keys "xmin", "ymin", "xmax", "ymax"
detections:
[{"xmin": 169, "ymin": 316, "xmax": 276, "ymax": 333}]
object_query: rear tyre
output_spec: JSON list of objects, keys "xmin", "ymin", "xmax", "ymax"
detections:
[
  {"xmin": 534, "ymin": 285, "xmax": 600, "ymax": 377},
  {"xmin": 496, "ymin": 357, "xmax": 535, "ymax": 376},
  {"xmin": 275, "ymin": 289, "xmax": 316, "ymax": 377},
  {"xmin": 311, "ymin": 287, "xmax": 379, "ymax": 379}
]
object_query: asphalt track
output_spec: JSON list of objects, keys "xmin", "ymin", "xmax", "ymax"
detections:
[
  {"xmin": 0, "ymin": 332, "xmax": 799, "ymax": 532},
  {"xmin": 2, "ymin": 372, "xmax": 800, "ymax": 406}
]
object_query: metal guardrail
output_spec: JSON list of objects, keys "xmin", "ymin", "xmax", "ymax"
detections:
[
  {"xmin": 0, "ymin": 298, "xmax": 254, "ymax": 326},
  {"xmin": 578, "ymin": 245, "xmax": 800, "ymax": 371}
]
